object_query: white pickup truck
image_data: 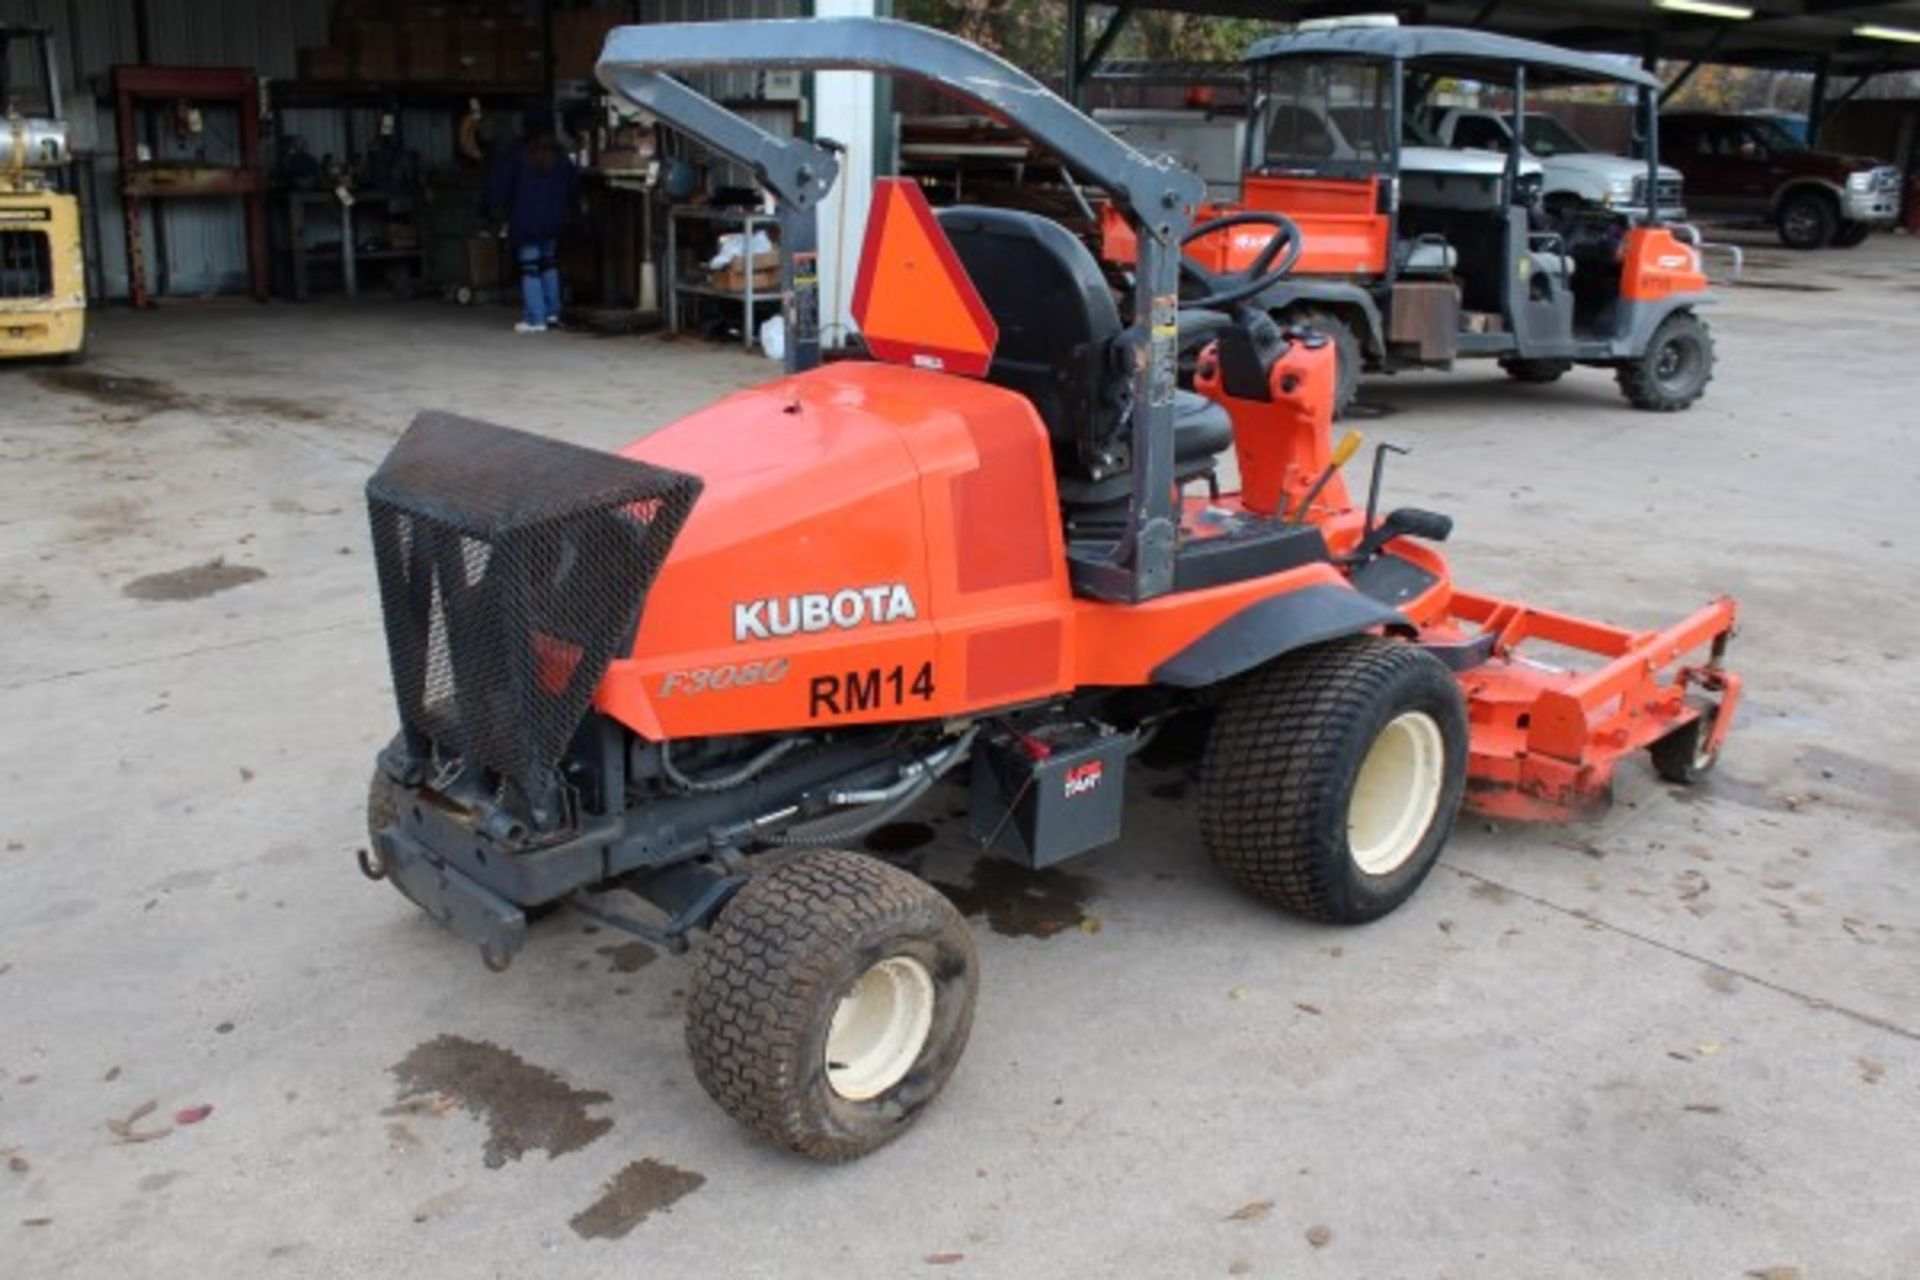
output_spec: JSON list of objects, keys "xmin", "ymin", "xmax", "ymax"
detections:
[{"xmin": 1433, "ymin": 108, "xmax": 1685, "ymax": 220}]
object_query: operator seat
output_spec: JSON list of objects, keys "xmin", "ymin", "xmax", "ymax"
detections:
[{"xmin": 935, "ymin": 206, "xmax": 1232, "ymax": 506}]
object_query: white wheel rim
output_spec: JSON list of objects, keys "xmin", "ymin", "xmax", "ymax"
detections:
[
  {"xmin": 826, "ymin": 955, "xmax": 936, "ymax": 1102},
  {"xmin": 1347, "ymin": 711, "xmax": 1446, "ymax": 876}
]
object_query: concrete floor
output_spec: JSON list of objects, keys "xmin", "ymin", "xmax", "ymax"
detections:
[{"xmin": 3, "ymin": 232, "xmax": 1918, "ymax": 1279}]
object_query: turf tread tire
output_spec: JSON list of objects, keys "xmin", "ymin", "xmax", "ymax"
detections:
[
  {"xmin": 1199, "ymin": 637, "xmax": 1467, "ymax": 924},
  {"xmin": 685, "ymin": 849, "xmax": 977, "ymax": 1162},
  {"xmin": 1616, "ymin": 310, "xmax": 1715, "ymax": 413}
]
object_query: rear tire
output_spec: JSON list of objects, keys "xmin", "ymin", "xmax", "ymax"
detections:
[
  {"xmin": 1617, "ymin": 310, "xmax": 1714, "ymax": 412},
  {"xmin": 685, "ymin": 849, "xmax": 978, "ymax": 1162},
  {"xmin": 1282, "ymin": 306, "xmax": 1361, "ymax": 419},
  {"xmin": 1199, "ymin": 637, "xmax": 1468, "ymax": 924},
  {"xmin": 1500, "ymin": 357, "xmax": 1572, "ymax": 384},
  {"xmin": 1776, "ymin": 190, "xmax": 1837, "ymax": 250},
  {"xmin": 1831, "ymin": 219, "xmax": 1872, "ymax": 248}
]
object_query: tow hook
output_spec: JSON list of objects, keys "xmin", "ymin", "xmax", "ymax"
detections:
[{"xmin": 356, "ymin": 845, "xmax": 388, "ymax": 881}]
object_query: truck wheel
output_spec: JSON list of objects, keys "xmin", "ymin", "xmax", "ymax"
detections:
[
  {"xmin": 1199, "ymin": 637, "xmax": 1468, "ymax": 925},
  {"xmin": 1616, "ymin": 311, "xmax": 1714, "ymax": 412},
  {"xmin": 1282, "ymin": 306, "xmax": 1361, "ymax": 418},
  {"xmin": 1499, "ymin": 358, "xmax": 1572, "ymax": 384},
  {"xmin": 1650, "ymin": 702, "xmax": 1722, "ymax": 785},
  {"xmin": 1831, "ymin": 219, "xmax": 1873, "ymax": 249},
  {"xmin": 1777, "ymin": 190, "xmax": 1837, "ymax": 250},
  {"xmin": 685, "ymin": 849, "xmax": 978, "ymax": 1162}
]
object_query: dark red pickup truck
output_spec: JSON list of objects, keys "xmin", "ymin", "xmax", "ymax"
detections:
[{"xmin": 1662, "ymin": 112, "xmax": 1900, "ymax": 250}]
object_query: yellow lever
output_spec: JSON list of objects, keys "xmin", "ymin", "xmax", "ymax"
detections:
[{"xmin": 1331, "ymin": 428, "xmax": 1364, "ymax": 469}]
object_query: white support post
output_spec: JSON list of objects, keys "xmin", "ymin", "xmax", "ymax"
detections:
[{"xmin": 810, "ymin": 0, "xmax": 879, "ymax": 349}]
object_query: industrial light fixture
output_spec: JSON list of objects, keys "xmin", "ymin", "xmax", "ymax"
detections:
[
  {"xmin": 1652, "ymin": 0, "xmax": 1754, "ymax": 18},
  {"xmin": 1854, "ymin": 22, "xmax": 1920, "ymax": 43}
]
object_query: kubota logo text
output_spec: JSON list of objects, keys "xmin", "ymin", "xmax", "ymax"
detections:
[{"xmin": 734, "ymin": 584, "xmax": 918, "ymax": 643}]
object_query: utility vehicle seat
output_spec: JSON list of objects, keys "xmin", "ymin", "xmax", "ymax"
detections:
[{"xmin": 935, "ymin": 205, "xmax": 1231, "ymax": 498}]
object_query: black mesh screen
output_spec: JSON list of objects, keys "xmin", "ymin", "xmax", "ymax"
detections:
[
  {"xmin": 0, "ymin": 229, "xmax": 54, "ymax": 299},
  {"xmin": 366, "ymin": 412, "xmax": 700, "ymax": 814}
]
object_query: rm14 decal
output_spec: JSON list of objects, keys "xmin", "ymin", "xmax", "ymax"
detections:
[{"xmin": 809, "ymin": 662, "xmax": 935, "ymax": 717}]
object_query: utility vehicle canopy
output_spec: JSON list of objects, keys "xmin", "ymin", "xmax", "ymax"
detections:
[{"xmin": 1245, "ymin": 25, "xmax": 1658, "ymax": 90}]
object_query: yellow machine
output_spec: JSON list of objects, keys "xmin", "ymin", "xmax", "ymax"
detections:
[{"xmin": 2, "ymin": 24, "xmax": 85, "ymax": 361}]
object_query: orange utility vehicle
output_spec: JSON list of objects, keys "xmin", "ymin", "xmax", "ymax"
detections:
[
  {"xmin": 1102, "ymin": 25, "xmax": 1721, "ymax": 414},
  {"xmin": 359, "ymin": 18, "xmax": 1741, "ymax": 1162}
]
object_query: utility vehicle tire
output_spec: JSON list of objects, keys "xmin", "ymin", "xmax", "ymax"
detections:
[
  {"xmin": 1282, "ymin": 306, "xmax": 1361, "ymax": 418},
  {"xmin": 1831, "ymin": 219, "xmax": 1873, "ymax": 249},
  {"xmin": 1617, "ymin": 310, "xmax": 1714, "ymax": 412},
  {"xmin": 364, "ymin": 767, "xmax": 425, "ymax": 907},
  {"xmin": 1200, "ymin": 637, "xmax": 1468, "ymax": 925},
  {"xmin": 1500, "ymin": 358, "xmax": 1572, "ymax": 384},
  {"xmin": 685, "ymin": 849, "xmax": 978, "ymax": 1162},
  {"xmin": 1650, "ymin": 703, "xmax": 1722, "ymax": 785},
  {"xmin": 1777, "ymin": 190, "xmax": 1837, "ymax": 250}
]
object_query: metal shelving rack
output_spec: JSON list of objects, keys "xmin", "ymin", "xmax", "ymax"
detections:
[{"xmin": 666, "ymin": 204, "xmax": 780, "ymax": 350}]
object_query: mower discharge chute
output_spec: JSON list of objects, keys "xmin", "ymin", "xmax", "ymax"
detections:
[{"xmin": 358, "ymin": 17, "xmax": 1740, "ymax": 1162}]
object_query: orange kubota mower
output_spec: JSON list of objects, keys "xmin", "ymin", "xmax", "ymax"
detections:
[{"xmin": 359, "ymin": 18, "xmax": 1741, "ymax": 1162}]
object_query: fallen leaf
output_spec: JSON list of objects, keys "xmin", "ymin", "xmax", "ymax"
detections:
[
  {"xmin": 1682, "ymin": 1103, "xmax": 1722, "ymax": 1115},
  {"xmin": 1293, "ymin": 1002, "xmax": 1322, "ymax": 1017},
  {"xmin": 1079, "ymin": 916, "xmax": 1102, "ymax": 935},
  {"xmin": 1695, "ymin": 1041, "xmax": 1723, "ymax": 1058},
  {"xmin": 1858, "ymin": 1057, "xmax": 1886, "ymax": 1085},
  {"xmin": 22, "ymin": 1216, "xmax": 52, "ymax": 1227},
  {"xmin": 1305, "ymin": 1224, "xmax": 1333, "ymax": 1249},
  {"xmin": 1436, "ymin": 918, "xmax": 1455, "ymax": 934},
  {"xmin": 924, "ymin": 1253, "xmax": 965, "ymax": 1265},
  {"xmin": 1745, "ymin": 1268, "xmax": 1802, "ymax": 1280},
  {"xmin": 1224, "ymin": 1199, "xmax": 1273, "ymax": 1223},
  {"xmin": 1227, "ymin": 986, "xmax": 1250, "ymax": 1001},
  {"xmin": 103, "ymin": 1066, "xmax": 121, "ymax": 1082},
  {"xmin": 174, "ymin": 1104, "xmax": 214, "ymax": 1126},
  {"xmin": 6, "ymin": 1153, "xmax": 27, "ymax": 1174},
  {"xmin": 107, "ymin": 1098, "xmax": 172, "ymax": 1144},
  {"xmin": 1228, "ymin": 1262, "xmax": 1253, "ymax": 1276}
]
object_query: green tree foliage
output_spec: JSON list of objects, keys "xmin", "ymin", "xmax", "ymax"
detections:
[{"xmin": 895, "ymin": 1, "xmax": 1272, "ymax": 80}]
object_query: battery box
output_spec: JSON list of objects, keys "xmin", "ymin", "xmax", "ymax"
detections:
[{"xmin": 969, "ymin": 723, "xmax": 1136, "ymax": 868}]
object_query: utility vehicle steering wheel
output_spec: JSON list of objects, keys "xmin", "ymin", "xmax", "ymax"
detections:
[{"xmin": 1177, "ymin": 211, "xmax": 1303, "ymax": 311}]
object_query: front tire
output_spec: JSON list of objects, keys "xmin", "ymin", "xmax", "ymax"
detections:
[
  {"xmin": 1617, "ymin": 310, "xmax": 1715, "ymax": 412},
  {"xmin": 1777, "ymin": 190, "xmax": 1837, "ymax": 250},
  {"xmin": 685, "ymin": 849, "xmax": 978, "ymax": 1162},
  {"xmin": 1200, "ymin": 637, "xmax": 1468, "ymax": 924}
]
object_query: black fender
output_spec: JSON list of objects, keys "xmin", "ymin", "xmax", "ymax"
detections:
[
  {"xmin": 1151, "ymin": 583, "xmax": 1405, "ymax": 689},
  {"xmin": 1604, "ymin": 295, "xmax": 1715, "ymax": 360},
  {"xmin": 1251, "ymin": 280, "xmax": 1385, "ymax": 360}
]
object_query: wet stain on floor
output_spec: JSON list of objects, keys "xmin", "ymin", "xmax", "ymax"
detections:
[
  {"xmin": 223, "ymin": 393, "xmax": 332, "ymax": 423},
  {"xmin": 597, "ymin": 941, "xmax": 657, "ymax": 974},
  {"xmin": 568, "ymin": 1158, "xmax": 706, "ymax": 1240},
  {"xmin": 933, "ymin": 859, "xmax": 1098, "ymax": 939},
  {"xmin": 863, "ymin": 821, "xmax": 937, "ymax": 857},
  {"xmin": 32, "ymin": 369, "xmax": 192, "ymax": 416},
  {"xmin": 389, "ymin": 1035, "xmax": 612, "ymax": 1169},
  {"xmin": 122, "ymin": 558, "xmax": 265, "ymax": 602}
]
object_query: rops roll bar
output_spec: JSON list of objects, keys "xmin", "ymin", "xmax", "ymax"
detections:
[{"xmin": 597, "ymin": 17, "xmax": 1206, "ymax": 603}]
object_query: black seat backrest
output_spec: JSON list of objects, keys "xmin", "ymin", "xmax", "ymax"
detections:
[{"xmin": 935, "ymin": 206, "xmax": 1128, "ymax": 479}]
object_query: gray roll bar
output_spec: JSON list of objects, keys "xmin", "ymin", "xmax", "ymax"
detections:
[{"xmin": 597, "ymin": 16, "xmax": 1206, "ymax": 603}]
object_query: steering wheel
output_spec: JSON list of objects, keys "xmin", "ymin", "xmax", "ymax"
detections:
[{"xmin": 1177, "ymin": 211, "xmax": 1303, "ymax": 311}]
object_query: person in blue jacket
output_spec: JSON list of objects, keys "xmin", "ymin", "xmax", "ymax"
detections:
[{"xmin": 486, "ymin": 104, "xmax": 579, "ymax": 333}]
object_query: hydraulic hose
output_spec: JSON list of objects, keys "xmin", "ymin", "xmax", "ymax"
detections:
[{"xmin": 661, "ymin": 736, "xmax": 809, "ymax": 793}]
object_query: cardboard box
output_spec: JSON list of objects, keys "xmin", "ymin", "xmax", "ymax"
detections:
[
  {"xmin": 299, "ymin": 46, "xmax": 352, "ymax": 82},
  {"xmin": 711, "ymin": 258, "xmax": 781, "ymax": 293},
  {"xmin": 553, "ymin": 7, "xmax": 627, "ymax": 80},
  {"xmin": 468, "ymin": 234, "xmax": 506, "ymax": 289},
  {"xmin": 402, "ymin": 19, "xmax": 452, "ymax": 82},
  {"xmin": 453, "ymin": 17, "xmax": 501, "ymax": 83},
  {"xmin": 354, "ymin": 20, "xmax": 401, "ymax": 80}
]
